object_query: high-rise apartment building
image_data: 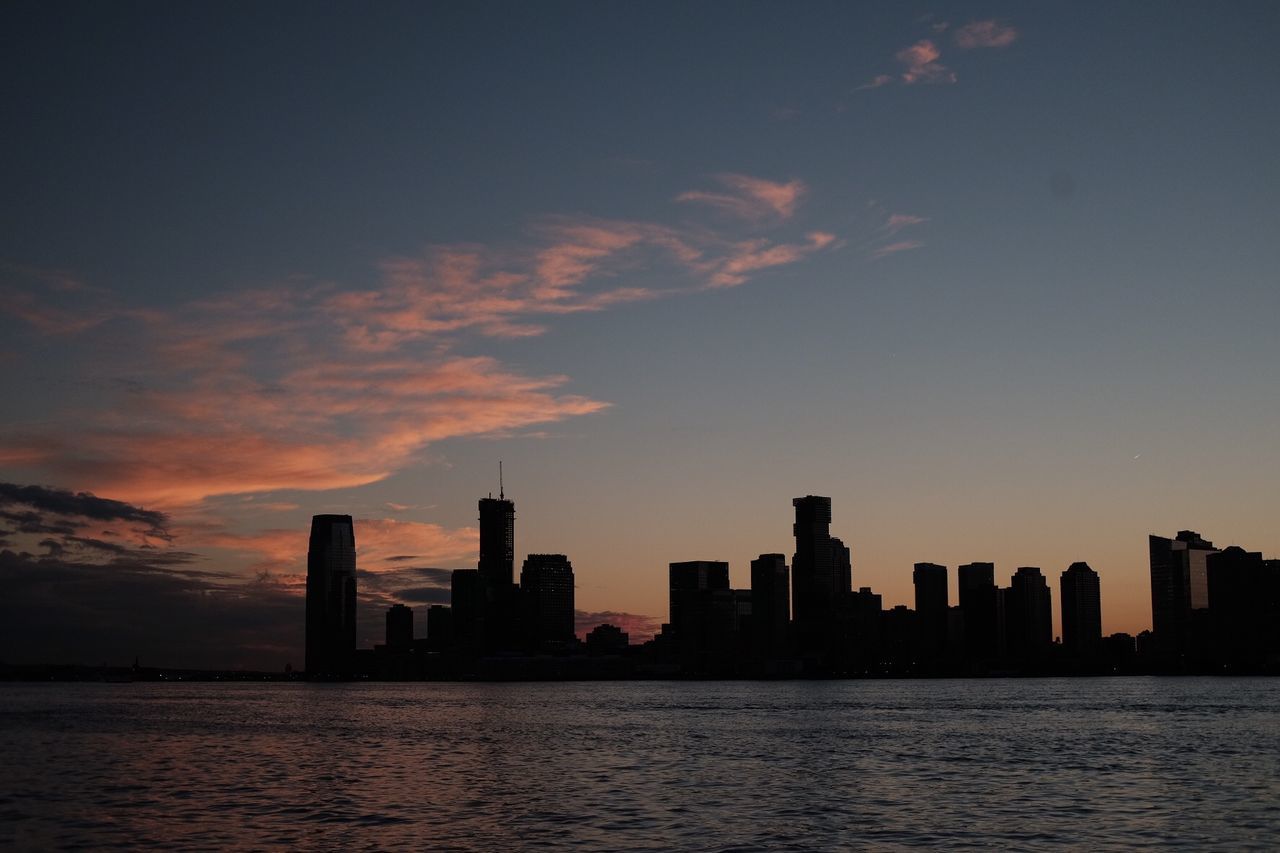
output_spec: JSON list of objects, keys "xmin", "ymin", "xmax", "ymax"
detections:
[
  {"xmin": 1149, "ymin": 531, "xmax": 1218, "ymax": 655},
  {"xmin": 1060, "ymin": 562, "xmax": 1102, "ymax": 657},
  {"xmin": 913, "ymin": 562, "xmax": 949, "ymax": 662},
  {"xmin": 750, "ymin": 553, "xmax": 790, "ymax": 659},
  {"xmin": 790, "ymin": 496, "xmax": 851, "ymax": 654},
  {"xmin": 958, "ymin": 562, "xmax": 999, "ymax": 661},
  {"xmin": 1004, "ymin": 566, "xmax": 1052, "ymax": 662}
]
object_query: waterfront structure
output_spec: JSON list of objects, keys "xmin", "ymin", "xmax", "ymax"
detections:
[
  {"xmin": 385, "ymin": 603, "xmax": 413, "ymax": 650},
  {"xmin": 958, "ymin": 562, "xmax": 999, "ymax": 661},
  {"xmin": 1060, "ymin": 562, "xmax": 1102, "ymax": 657},
  {"xmin": 669, "ymin": 560, "xmax": 730, "ymax": 670},
  {"xmin": 1149, "ymin": 530, "xmax": 1218, "ymax": 656},
  {"xmin": 1004, "ymin": 567, "xmax": 1052, "ymax": 662},
  {"xmin": 913, "ymin": 562, "xmax": 948, "ymax": 662},
  {"xmin": 790, "ymin": 496, "xmax": 851, "ymax": 659},
  {"xmin": 305, "ymin": 514, "xmax": 357, "ymax": 677},
  {"xmin": 479, "ymin": 494, "xmax": 516, "ymax": 591},
  {"xmin": 750, "ymin": 553, "xmax": 790, "ymax": 659},
  {"xmin": 521, "ymin": 553, "xmax": 576, "ymax": 646}
]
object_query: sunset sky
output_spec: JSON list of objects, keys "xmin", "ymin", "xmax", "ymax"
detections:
[{"xmin": 3, "ymin": 2, "xmax": 1278, "ymax": 669}]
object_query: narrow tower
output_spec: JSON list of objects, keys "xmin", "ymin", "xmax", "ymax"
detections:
[{"xmin": 305, "ymin": 514, "xmax": 357, "ymax": 677}]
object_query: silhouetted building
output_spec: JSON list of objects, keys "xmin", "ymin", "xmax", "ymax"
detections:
[
  {"xmin": 450, "ymin": 569, "xmax": 486, "ymax": 653},
  {"xmin": 1149, "ymin": 530, "xmax": 1217, "ymax": 657},
  {"xmin": 847, "ymin": 587, "xmax": 883, "ymax": 670},
  {"xmin": 520, "ymin": 553, "xmax": 576, "ymax": 647},
  {"xmin": 305, "ymin": 514, "xmax": 357, "ymax": 677},
  {"xmin": 913, "ymin": 562, "xmax": 948, "ymax": 663},
  {"xmin": 791, "ymin": 496, "xmax": 851, "ymax": 661},
  {"xmin": 385, "ymin": 603, "xmax": 413, "ymax": 650},
  {"xmin": 1060, "ymin": 562, "xmax": 1101, "ymax": 658},
  {"xmin": 1206, "ymin": 546, "xmax": 1277, "ymax": 667},
  {"xmin": 585, "ymin": 623, "xmax": 629, "ymax": 655},
  {"xmin": 750, "ymin": 553, "xmax": 790, "ymax": 659},
  {"xmin": 1004, "ymin": 567, "xmax": 1052, "ymax": 664},
  {"xmin": 478, "ymin": 495, "xmax": 516, "ymax": 590},
  {"xmin": 881, "ymin": 605, "xmax": 918, "ymax": 670},
  {"xmin": 669, "ymin": 560, "xmax": 730, "ymax": 672},
  {"xmin": 426, "ymin": 604, "xmax": 453, "ymax": 652},
  {"xmin": 958, "ymin": 562, "xmax": 999, "ymax": 662}
]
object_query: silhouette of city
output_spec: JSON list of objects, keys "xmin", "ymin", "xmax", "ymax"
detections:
[{"xmin": 304, "ymin": 479, "xmax": 1280, "ymax": 680}]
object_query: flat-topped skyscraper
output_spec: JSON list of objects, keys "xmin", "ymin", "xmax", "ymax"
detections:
[
  {"xmin": 305, "ymin": 514, "xmax": 357, "ymax": 677},
  {"xmin": 478, "ymin": 495, "xmax": 515, "ymax": 590}
]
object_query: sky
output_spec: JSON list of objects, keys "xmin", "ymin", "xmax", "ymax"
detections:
[{"xmin": 2, "ymin": 1, "xmax": 1279, "ymax": 669}]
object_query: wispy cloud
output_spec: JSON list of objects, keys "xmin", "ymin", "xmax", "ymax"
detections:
[
  {"xmin": 954, "ymin": 20, "xmax": 1018, "ymax": 50},
  {"xmin": 676, "ymin": 174, "xmax": 806, "ymax": 222},
  {"xmin": 871, "ymin": 240, "xmax": 924, "ymax": 259},
  {"xmin": 897, "ymin": 40, "xmax": 956, "ymax": 85},
  {"xmin": 884, "ymin": 213, "xmax": 930, "ymax": 234}
]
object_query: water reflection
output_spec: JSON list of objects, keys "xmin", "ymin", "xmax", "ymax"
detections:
[{"xmin": 1, "ymin": 679, "xmax": 1278, "ymax": 850}]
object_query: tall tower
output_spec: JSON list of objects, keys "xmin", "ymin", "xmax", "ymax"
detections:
[
  {"xmin": 790, "ymin": 496, "xmax": 851, "ymax": 628},
  {"xmin": 750, "ymin": 553, "xmax": 790, "ymax": 659},
  {"xmin": 958, "ymin": 562, "xmax": 999, "ymax": 661},
  {"xmin": 1004, "ymin": 566, "xmax": 1052, "ymax": 663},
  {"xmin": 305, "ymin": 514, "xmax": 357, "ymax": 677},
  {"xmin": 913, "ymin": 562, "xmax": 949, "ymax": 662},
  {"xmin": 1060, "ymin": 561, "xmax": 1102, "ymax": 658},
  {"xmin": 478, "ymin": 491, "xmax": 515, "ymax": 591},
  {"xmin": 1149, "ymin": 531, "xmax": 1217, "ymax": 656}
]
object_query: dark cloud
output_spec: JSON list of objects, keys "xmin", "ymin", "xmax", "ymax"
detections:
[
  {"xmin": 0, "ymin": 482, "xmax": 169, "ymax": 538},
  {"xmin": 395, "ymin": 586, "xmax": 452, "ymax": 605},
  {"xmin": 0, "ymin": 549, "xmax": 301, "ymax": 670}
]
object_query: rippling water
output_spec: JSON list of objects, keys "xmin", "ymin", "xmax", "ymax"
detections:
[{"xmin": 2, "ymin": 678, "xmax": 1278, "ymax": 849}]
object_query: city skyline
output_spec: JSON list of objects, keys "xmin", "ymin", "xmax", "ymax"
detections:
[{"xmin": 2, "ymin": 3, "xmax": 1279, "ymax": 669}]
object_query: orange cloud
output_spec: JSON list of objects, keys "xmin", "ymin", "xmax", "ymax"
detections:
[
  {"xmin": 897, "ymin": 40, "xmax": 956, "ymax": 85},
  {"xmin": 677, "ymin": 174, "xmax": 806, "ymax": 221},
  {"xmin": 709, "ymin": 232, "xmax": 837, "ymax": 288},
  {"xmin": 954, "ymin": 20, "xmax": 1018, "ymax": 49}
]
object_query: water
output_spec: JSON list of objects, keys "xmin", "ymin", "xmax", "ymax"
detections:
[{"xmin": 1, "ymin": 678, "xmax": 1277, "ymax": 850}]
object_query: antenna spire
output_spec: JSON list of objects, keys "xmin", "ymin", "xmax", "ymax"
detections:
[{"xmin": 499, "ymin": 460, "xmax": 504, "ymax": 500}]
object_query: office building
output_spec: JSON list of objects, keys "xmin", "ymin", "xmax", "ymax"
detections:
[
  {"xmin": 385, "ymin": 603, "xmax": 413, "ymax": 650},
  {"xmin": 521, "ymin": 553, "xmax": 576, "ymax": 645},
  {"xmin": 305, "ymin": 514, "xmax": 357, "ymax": 677},
  {"xmin": 791, "ymin": 496, "xmax": 852, "ymax": 657},
  {"xmin": 958, "ymin": 562, "xmax": 999, "ymax": 661},
  {"xmin": 913, "ymin": 562, "xmax": 948, "ymax": 662},
  {"xmin": 750, "ymin": 553, "xmax": 790, "ymax": 659}
]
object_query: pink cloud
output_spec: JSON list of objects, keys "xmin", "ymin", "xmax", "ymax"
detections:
[
  {"xmin": 677, "ymin": 174, "xmax": 806, "ymax": 221},
  {"xmin": 897, "ymin": 40, "xmax": 956, "ymax": 85},
  {"xmin": 872, "ymin": 240, "xmax": 925, "ymax": 259},
  {"xmin": 885, "ymin": 213, "xmax": 929, "ymax": 234},
  {"xmin": 709, "ymin": 232, "xmax": 836, "ymax": 288},
  {"xmin": 954, "ymin": 20, "xmax": 1018, "ymax": 49},
  {"xmin": 575, "ymin": 610, "xmax": 662, "ymax": 643},
  {"xmin": 857, "ymin": 74, "xmax": 895, "ymax": 91}
]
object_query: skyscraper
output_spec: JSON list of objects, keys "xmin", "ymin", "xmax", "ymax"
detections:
[
  {"xmin": 385, "ymin": 603, "xmax": 413, "ymax": 650},
  {"xmin": 478, "ymin": 494, "xmax": 515, "ymax": 591},
  {"xmin": 913, "ymin": 562, "xmax": 948, "ymax": 663},
  {"xmin": 669, "ymin": 560, "xmax": 730, "ymax": 670},
  {"xmin": 958, "ymin": 562, "xmax": 999, "ymax": 662},
  {"xmin": 750, "ymin": 553, "xmax": 790, "ymax": 659},
  {"xmin": 790, "ymin": 496, "xmax": 851, "ymax": 658},
  {"xmin": 305, "ymin": 514, "xmax": 357, "ymax": 677},
  {"xmin": 791, "ymin": 497, "xmax": 849, "ymax": 618},
  {"xmin": 520, "ymin": 553, "xmax": 576, "ymax": 646},
  {"xmin": 1004, "ymin": 566, "xmax": 1052, "ymax": 664},
  {"xmin": 1149, "ymin": 530, "xmax": 1218, "ymax": 656},
  {"xmin": 1060, "ymin": 562, "xmax": 1102, "ymax": 658}
]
